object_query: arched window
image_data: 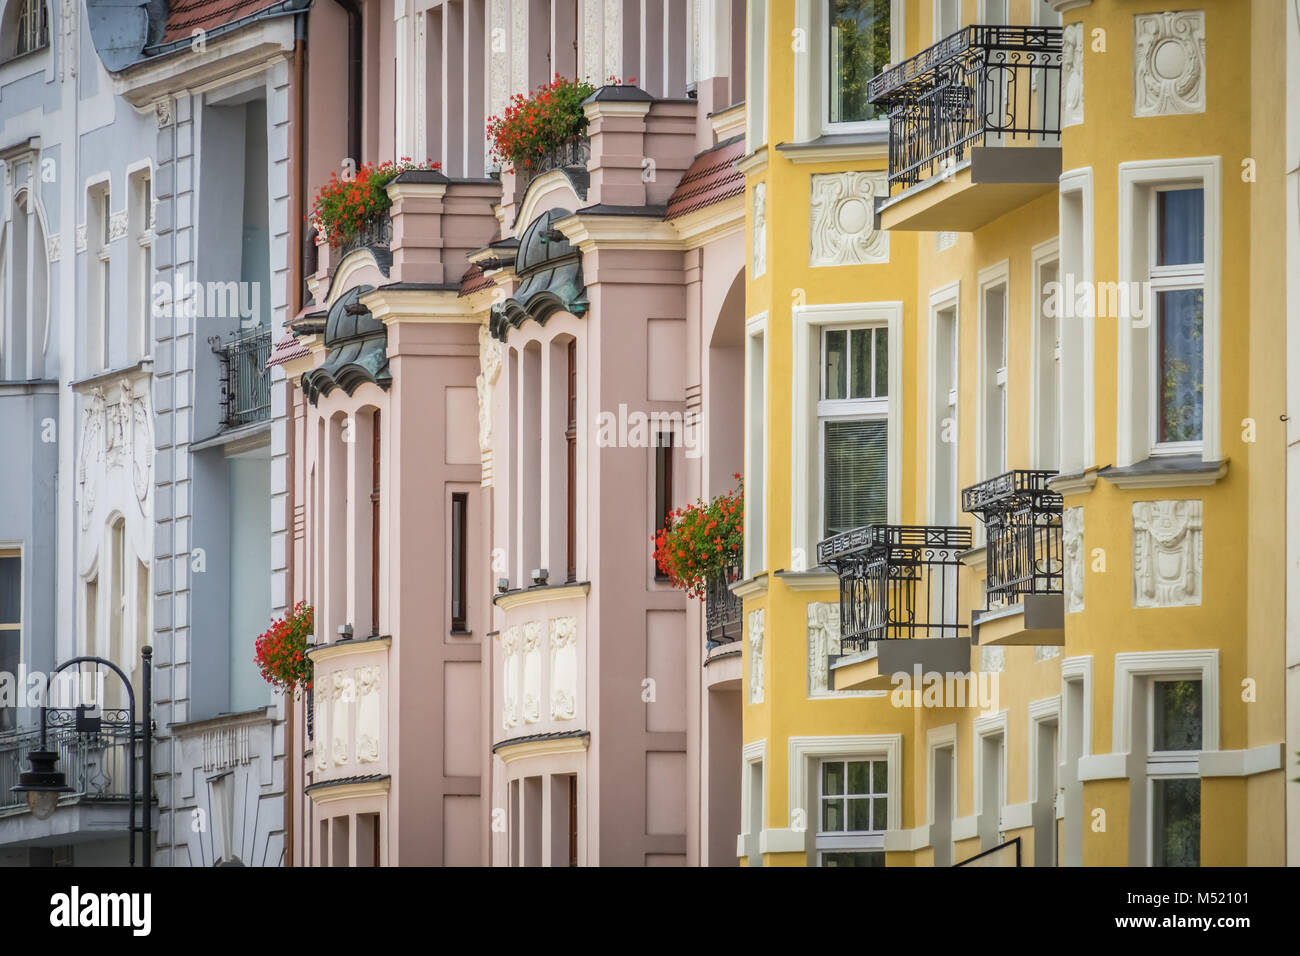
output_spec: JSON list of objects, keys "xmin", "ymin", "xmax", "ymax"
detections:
[
  {"xmin": 3, "ymin": 0, "xmax": 50, "ymax": 60},
  {"xmin": 0, "ymin": 187, "xmax": 50, "ymax": 379}
]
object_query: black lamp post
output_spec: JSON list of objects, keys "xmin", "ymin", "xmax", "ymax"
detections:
[{"xmin": 10, "ymin": 646, "xmax": 153, "ymax": 866}]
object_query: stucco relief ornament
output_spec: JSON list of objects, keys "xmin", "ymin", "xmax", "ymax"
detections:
[
  {"xmin": 108, "ymin": 211, "xmax": 129, "ymax": 243},
  {"xmin": 1133, "ymin": 500, "xmax": 1203, "ymax": 607},
  {"xmin": 1062, "ymin": 506, "xmax": 1084, "ymax": 614},
  {"xmin": 155, "ymin": 98, "xmax": 173, "ymax": 128},
  {"xmin": 1133, "ymin": 11, "xmax": 1206, "ymax": 117},
  {"xmin": 549, "ymin": 616, "xmax": 578, "ymax": 721},
  {"xmin": 313, "ymin": 682, "xmax": 328, "ymax": 772},
  {"xmin": 809, "ymin": 172, "xmax": 889, "ymax": 267},
  {"xmin": 104, "ymin": 381, "xmax": 131, "ymax": 468},
  {"xmin": 78, "ymin": 389, "xmax": 106, "ymax": 531},
  {"xmin": 522, "ymin": 620, "xmax": 542, "ymax": 724},
  {"xmin": 46, "ymin": 233, "xmax": 62, "ymax": 263},
  {"xmin": 355, "ymin": 666, "xmax": 381, "ymax": 763},
  {"xmin": 1061, "ymin": 23, "xmax": 1084, "ymax": 128},
  {"xmin": 751, "ymin": 182, "xmax": 766, "ymax": 278},
  {"xmin": 806, "ymin": 602, "xmax": 841, "ymax": 696},
  {"xmin": 476, "ymin": 324, "xmax": 503, "ymax": 454},
  {"xmin": 75, "ymin": 224, "xmax": 87, "ymax": 254},
  {"xmin": 129, "ymin": 385, "xmax": 152, "ymax": 506},
  {"xmin": 331, "ymin": 670, "xmax": 351, "ymax": 766},
  {"xmin": 502, "ymin": 626, "xmax": 521, "ymax": 729},
  {"xmin": 748, "ymin": 608, "xmax": 764, "ymax": 704}
]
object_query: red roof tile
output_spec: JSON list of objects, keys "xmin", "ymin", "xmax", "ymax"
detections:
[
  {"xmin": 459, "ymin": 264, "xmax": 497, "ymax": 298},
  {"xmin": 665, "ymin": 136, "xmax": 746, "ymax": 221},
  {"xmin": 267, "ymin": 333, "xmax": 309, "ymax": 368},
  {"xmin": 161, "ymin": 0, "xmax": 285, "ymax": 44}
]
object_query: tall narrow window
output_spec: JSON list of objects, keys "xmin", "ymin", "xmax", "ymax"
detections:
[
  {"xmin": 826, "ymin": 0, "xmax": 891, "ymax": 127},
  {"xmin": 931, "ymin": 302, "xmax": 959, "ymax": 523},
  {"xmin": 129, "ymin": 171, "xmax": 153, "ymax": 360},
  {"xmin": 1033, "ymin": 719, "xmax": 1059, "ymax": 867},
  {"xmin": 816, "ymin": 757, "xmax": 887, "ymax": 866},
  {"xmin": 565, "ymin": 340, "xmax": 577, "ymax": 583},
  {"xmin": 1035, "ymin": 257, "xmax": 1061, "ymax": 469},
  {"xmin": 654, "ymin": 433, "xmax": 674, "ymax": 581},
  {"xmin": 568, "ymin": 774, "xmax": 578, "ymax": 866},
  {"xmin": 1150, "ymin": 188, "xmax": 1205, "ymax": 450},
  {"xmin": 451, "ymin": 492, "xmax": 468, "ymax": 632},
  {"xmin": 936, "ymin": 0, "xmax": 959, "ymax": 38},
  {"xmin": 981, "ymin": 283, "xmax": 1008, "ymax": 479},
  {"xmin": 979, "ymin": 733, "xmax": 1005, "ymax": 851},
  {"xmin": 746, "ymin": 324, "xmax": 766, "ymax": 575},
  {"xmin": 746, "ymin": 1, "xmax": 768, "ymax": 149},
  {"xmin": 1148, "ymin": 678, "xmax": 1201, "ymax": 866},
  {"xmin": 0, "ymin": 550, "xmax": 20, "ymax": 733},
  {"xmin": 820, "ymin": 325, "xmax": 888, "ymax": 536},
  {"xmin": 371, "ymin": 410, "xmax": 381, "ymax": 636},
  {"xmin": 91, "ymin": 186, "xmax": 112, "ymax": 372}
]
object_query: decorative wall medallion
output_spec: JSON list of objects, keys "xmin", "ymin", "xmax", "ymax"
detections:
[
  {"xmin": 522, "ymin": 620, "xmax": 542, "ymax": 723},
  {"xmin": 810, "ymin": 172, "xmax": 889, "ymax": 267},
  {"xmin": 156, "ymin": 98, "xmax": 173, "ymax": 128},
  {"xmin": 1133, "ymin": 11, "xmax": 1206, "ymax": 117},
  {"xmin": 748, "ymin": 608, "xmax": 764, "ymax": 704},
  {"xmin": 1062, "ymin": 506, "xmax": 1084, "ymax": 614},
  {"xmin": 1133, "ymin": 500, "xmax": 1202, "ymax": 607},
  {"xmin": 107, "ymin": 211, "xmax": 129, "ymax": 242},
  {"xmin": 549, "ymin": 616, "xmax": 578, "ymax": 720},
  {"xmin": 502, "ymin": 626, "xmax": 521, "ymax": 729},
  {"xmin": 46, "ymin": 233, "xmax": 61, "ymax": 263},
  {"xmin": 1061, "ymin": 23, "xmax": 1084, "ymax": 128},
  {"xmin": 331, "ymin": 671, "xmax": 350, "ymax": 766},
  {"xmin": 313, "ymin": 682, "xmax": 328, "ymax": 772},
  {"xmin": 355, "ymin": 666, "xmax": 381, "ymax": 763},
  {"xmin": 751, "ymin": 182, "xmax": 766, "ymax": 278}
]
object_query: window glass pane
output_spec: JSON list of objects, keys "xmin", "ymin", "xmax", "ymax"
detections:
[
  {"xmin": 822, "ymin": 760, "xmax": 845, "ymax": 795},
  {"xmin": 847, "ymin": 797, "xmax": 872, "ymax": 831},
  {"xmin": 850, "ymin": 329, "xmax": 871, "ymax": 399},
  {"xmin": 822, "ymin": 851, "xmax": 885, "ymax": 867},
  {"xmin": 0, "ymin": 556, "xmax": 19, "ymax": 625},
  {"xmin": 1157, "ymin": 289, "xmax": 1204, "ymax": 443},
  {"xmin": 1152, "ymin": 778, "xmax": 1200, "ymax": 866},
  {"xmin": 824, "ymin": 330, "xmax": 848, "ymax": 400},
  {"xmin": 872, "ymin": 759, "xmax": 887, "ymax": 794},
  {"xmin": 1153, "ymin": 679, "xmax": 1202, "ymax": 751},
  {"xmin": 828, "ymin": 0, "xmax": 891, "ymax": 124},
  {"xmin": 874, "ymin": 327, "xmax": 889, "ymax": 396},
  {"xmin": 0, "ymin": 631, "xmax": 16, "ymax": 732},
  {"xmin": 846, "ymin": 760, "xmax": 870, "ymax": 795},
  {"xmin": 822, "ymin": 798, "xmax": 845, "ymax": 831},
  {"xmin": 823, "ymin": 419, "xmax": 887, "ymax": 536},
  {"xmin": 872, "ymin": 796, "xmax": 888, "ymax": 831},
  {"xmin": 1157, "ymin": 188, "xmax": 1204, "ymax": 267}
]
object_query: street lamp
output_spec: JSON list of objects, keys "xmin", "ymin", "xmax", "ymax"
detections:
[{"xmin": 9, "ymin": 647, "xmax": 153, "ymax": 865}]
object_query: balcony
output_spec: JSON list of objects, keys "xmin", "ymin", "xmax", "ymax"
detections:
[
  {"xmin": 868, "ymin": 25, "xmax": 1063, "ymax": 232},
  {"xmin": 211, "ymin": 326, "xmax": 272, "ymax": 429},
  {"xmin": 705, "ymin": 564, "xmax": 743, "ymax": 649},
  {"xmin": 961, "ymin": 470, "xmax": 1064, "ymax": 647},
  {"xmin": 816, "ymin": 525, "xmax": 973, "ymax": 691},
  {"xmin": 0, "ymin": 713, "xmax": 142, "ymax": 814}
]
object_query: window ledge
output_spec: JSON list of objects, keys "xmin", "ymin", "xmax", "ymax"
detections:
[
  {"xmin": 774, "ymin": 130, "xmax": 889, "ymax": 165},
  {"xmin": 731, "ymin": 571, "xmax": 770, "ymax": 598},
  {"xmin": 1047, "ymin": 468, "xmax": 1099, "ymax": 496},
  {"xmin": 1098, "ymin": 455, "xmax": 1227, "ymax": 489},
  {"xmin": 771, "ymin": 567, "xmax": 837, "ymax": 592}
]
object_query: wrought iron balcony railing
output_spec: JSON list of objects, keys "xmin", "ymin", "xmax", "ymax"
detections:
[
  {"xmin": 705, "ymin": 564, "xmax": 743, "ymax": 648},
  {"xmin": 335, "ymin": 213, "xmax": 393, "ymax": 261},
  {"xmin": 211, "ymin": 325, "xmax": 272, "ymax": 429},
  {"xmin": 962, "ymin": 469, "xmax": 1063, "ymax": 607},
  {"xmin": 867, "ymin": 24, "xmax": 1063, "ymax": 194},
  {"xmin": 519, "ymin": 135, "xmax": 590, "ymax": 189},
  {"xmin": 816, "ymin": 525, "xmax": 973, "ymax": 650},
  {"xmin": 0, "ymin": 712, "xmax": 141, "ymax": 812}
]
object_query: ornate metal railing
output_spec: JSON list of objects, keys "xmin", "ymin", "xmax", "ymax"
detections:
[
  {"xmin": 211, "ymin": 325, "xmax": 272, "ymax": 429},
  {"xmin": 868, "ymin": 24, "xmax": 1063, "ymax": 194},
  {"xmin": 705, "ymin": 564, "xmax": 743, "ymax": 648},
  {"xmin": 519, "ymin": 136, "xmax": 590, "ymax": 188},
  {"xmin": 334, "ymin": 213, "xmax": 393, "ymax": 262},
  {"xmin": 0, "ymin": 710, "xmax": 140, "ymax": 812},
  {"xmin": 962, "ymin": 469, "xmax": 1062, "ymax": 607},
  {"xmin": 817, "ymin": 525, "xmax": 973, "ymax": 649}
]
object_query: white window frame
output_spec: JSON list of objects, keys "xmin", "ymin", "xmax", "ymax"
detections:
[
  {"xmin": 814, "ymin": 755, "xmax": 889, "ymax": 864},
  {"xmin": 791, "ymin": 301, "xmax": 902, "ymax": 568},
  {"xmin": 745, "ymin": 313, "xmax": 768, "ymax": 577},
  {"xmin": 927, "ymin": 282, "xmax": 960, "ymax": 524},
  {"xmin": 794, "ymin": 0, "xmax": 905, "ymax": 142},
  {"xmin": 0, "ymin": 545, "xmax": 21, "ymax": 733},
  {"xmin": 1146, "ymin": 185, "xmax": 1207, "ymax": 457},
  {"xmin": 1058, "ymin": 167, "xmax": 1095, "ymax": 475},
  {"xmin": 738, "ymin": 739, "xmax": 767, "ymax": 864},
  {"xmin": 1030, "ymin": 238, "xmax": 1061, "ymax": 470},
  {"xmin": 1060, "ymin": 654, "xmax": 1093, "ymax": 866},
  {"xmin": 787, "ymin": 733, "xmax": 902, "ymax": 863},
  {"xmin": 746, "ymin": 0, "xmax": 769, "ymax": 151},
  {"xmin": 126, "ymin": 162, "xmax": 154, "ymax": 363},
  {"xmin": 926, "ymin": 722, "xmax": 958, "ymax": 865},
  {"xmin": 1144, "ymin": 676, "xmax": 1203, "ymax": 867},
  {"xmin": 1028, "ymin": 694, "xmax": 1062, "ymax": 866},
  {"xmin": 932, "ymin": 0, "xmax": 961, "ymax": 42},
  {"xmin": 977, "ymin": 260, "xmax": 1010, "ymax": 482},
  {"xmin": 1116, "ymin": 157, "xmax": 1221, "ymax": 467},
  {"xmin": 972, "ymin": 709, "xmax": 1008, "ymax": 851},
  {"xmin": 817, "ymin": 323, "xmax": 889, "ymax": 539}
]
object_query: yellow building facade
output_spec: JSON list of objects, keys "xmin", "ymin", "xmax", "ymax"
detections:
[{"xmin": 740, "ymin": 0, "xmax": 1292, "ymax": 866}]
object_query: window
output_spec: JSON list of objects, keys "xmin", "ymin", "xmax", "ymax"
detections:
[
  {"xmin": 1148, "ymin": 678, "xmax": 1201, "ymax": 867},
  {"xmin": 816, "ymin": 757, "xmax": 887, "ymax": 866},
  {"xmin": 1033, "ymin": 248, "xmax": 1061, "ymax": 469},
  {"xmin": 565, "ymin": 340, "xmax": 576, "ymax": 582},
  {"xmin": 825, "ymin": 0, "xmax": 892, "ymax": 127},
  {"xmin": 934, "ymin": 0, "xmax": 959, "ymax": 40},
  {"xmin": 0, "ymin": 185, "xmax": 50, "ymax": 381},
  {"xmin": 371, "ymin": 411, "xmax": 382, "ymax": 636},
  {"xmin": 978, "ymin": 731, "xmax": 1005, "ymax": 850},
  {"xmin": 0, "ymin": 550, "xmax": 19, "ymax": 733},
  {"xmin": 1149, "ymin": 187, "xmax": 1205, "ymax": 451},
  {"xmin": 929, "ymin": 290, "xmax": 959, "ymax": 524},
  {"xmin": 89, "ymin": 185, "xmax": 112, "ymax": 372},
  {"xmin": 745, "ymin": 317, "xmax": 766, "ymax": 575},
  {"xmin": 820, "ymin": 325, "xmax": 888, "ymax": 536},
  {"xmin": 3, "ymin": 0, "xmax": 48, "ymax": 59},
  {"xmin": 980, "ymin": 276, "xmax": 1008, "ymax": 480},
  {"xmin": 746, "ymin": 1, "xmax": 768, "ymax": 149},
  {"xmin": 128, "ymin": 171, "xmax": 153, "ymax": 361},
  {"xmin": 653, "ymin": 434, "xmax": 673, "ymax": 581},
  {"xmin": 1032, "ymin": 717, "xmax": 1059, "ymax": 867},
  {"xmin": 451, "ymin": 492, "xmax": 467, "ymax": 632}
]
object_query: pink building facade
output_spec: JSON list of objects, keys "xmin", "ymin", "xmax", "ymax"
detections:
[{"xmin": 279, "ymin": 0, "xmax": 749, "ymax": 866}]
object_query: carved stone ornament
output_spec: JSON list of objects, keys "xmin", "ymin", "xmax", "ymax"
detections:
[
  {"xmin": 476, "ymin": 323, "xmax": 503, "ymax": 456},
  {"xmin": 1062, "ymin": 506, "xmax": 1084, "ymax": 614},
  {"xmin": 549, "ymin": 616, "xmax": 578, "ymax": 720},
  {"xmin": 1133, "ymin": 500, "xmax": 1202, "ymax": 607},
  {"xmin": 748, "ymin": 608, "xmax": 764, "ymax": 704},
  {"xmin": 809, "ymin": 172, "xmax": 889, "ymax": 267},
  {"xmin": 1133, "ymin": 11, "xmax": 1206, "ymax": 117},
  {"xmin": 751, "ymin": 182, "xmax": 766, "ymax": 278},
  {"xmin": 1061, "ymin": 23, "xmax": 1084, "ymax": 128},
  {"xmin": 522, "ymin": 620, "xmax": 542, "ymax": 724},
  {"xmin": 331, "ymin": 670, "xmax": 350, "ymax": 766},
  {"xmin": 502, "ymin": 626, "xmax": 521, "ymax": 729},
  {"xmin": 355, "ymin": 666, "xmax": 381, "ymax": 763}
]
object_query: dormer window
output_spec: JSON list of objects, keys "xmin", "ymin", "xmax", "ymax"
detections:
[{"xmin": 4, "ymin": 0, "xmax": 49, "ymax": 60}]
